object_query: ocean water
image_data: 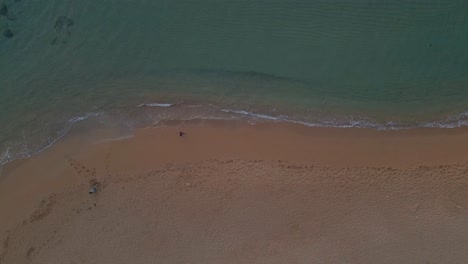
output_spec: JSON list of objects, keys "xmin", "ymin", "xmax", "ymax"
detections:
[{"xmin": 1, "ymin": 0, "xmax": 468, "ymax": 166}]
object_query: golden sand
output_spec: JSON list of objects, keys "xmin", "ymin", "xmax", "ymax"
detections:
[{"xmin": 1, "ymin": 120, "xmax": 468, "ymax": 263}]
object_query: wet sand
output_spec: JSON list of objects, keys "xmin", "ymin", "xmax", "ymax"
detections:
[{"xmin": 1, "ymin": 120, "xmax": 468, "ymax": 263}]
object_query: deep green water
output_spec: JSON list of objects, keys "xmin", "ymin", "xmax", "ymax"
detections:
[{"xmin": 1, "ymin": 0, "xmax": 468, "ymax": 165}]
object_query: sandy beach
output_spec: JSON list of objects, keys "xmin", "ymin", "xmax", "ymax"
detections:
[{"xmin": 1, "ymin": 120, "xmax": 468, "ymax": 263}]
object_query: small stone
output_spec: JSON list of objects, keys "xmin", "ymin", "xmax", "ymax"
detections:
[{"xmin": 3, "ymin": 29, "xmax": 13, "ymax": 38}]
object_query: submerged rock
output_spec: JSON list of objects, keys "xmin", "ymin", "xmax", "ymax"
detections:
[
  {"xmin": 3, "ymin": 28, "xmax": 13, "ymax": 38},
  {"xmin": 0, "ymin": 3, "xmax": 15, "ymax": 20},
  {"xmin": 54, "ymin": 16, "xmax": 74, "ymax": 31},
  {"xmin": 0, "ymin": 4, "xmax": 8, "ymax": 17},
  {"xmin": 51, "ymin": 16, "xmax": 74, "ymax": 45}
]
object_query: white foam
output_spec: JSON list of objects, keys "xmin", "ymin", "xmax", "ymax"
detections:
[
  {"xmin": 221, "ymin": 109, "xmax": 281, "ymax": 120},
  {"xmin": 0, "ymin": 148, "xmax": 10, "ymax": 166},
  {"xmin": 0, "ymin": 111, "xmax": 103, "ymax": 168},
  {"xmin": 68, "ymin": 112, "xmax": 102, "ymax": 123},
  {"xmin": 420, "ymin": 111, "xmax": 468, "ymax": 128},
  {"xmin": 2, "ymin": 106, "xmax": 467, "ymax": 174},
  {"xmin": 138, "ymin": 103, "xmax": 173, "ymax": 107},
  {"xmin": 221, "ymin": 109, "xmax": 382, "ymax": 128},
  {"xmin": 222, "ymin": 108, "xmax": 468, "ymax": 130}
]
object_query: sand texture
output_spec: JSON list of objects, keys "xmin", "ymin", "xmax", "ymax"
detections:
[{"xmin": 1, "ymin": 121, "xmax": 468, "ymax": 263}]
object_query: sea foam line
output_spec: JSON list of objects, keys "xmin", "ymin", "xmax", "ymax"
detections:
[
  {"xmin": 221, "ymin": 108, "xmax": 379, "ymax": 128},
  {"xmin": 1, "ymin": 107, "xmax": 467, "ymax": 175},
  {"xmin": 221, "ymin": 109, "xmax": 468, "ymax": 130},
  {"xmin": 420, "ymin": 111, "xmax": 468, "ymax": 128},
  {"xmin": 221, "ymin": 109, "xmax": 281, "ymax": 120},
  {"xmin": 0, "ymin": 112, "xmax": 102, "ymax": 173},
  {"xmin": 137, "ymin": 103, "xmax": 173, "ymax": 107}
]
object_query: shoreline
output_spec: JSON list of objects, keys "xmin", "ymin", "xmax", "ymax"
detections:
[
  {"xmin": 1, "ymin": 104, "xmax": 467, "ymax": 170},
  {"xmin": 1, "ymin": 119, "xmax": 468, "ymax": 263}
]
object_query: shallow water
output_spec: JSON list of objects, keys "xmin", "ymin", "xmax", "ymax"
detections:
[{"xmin": 1, "ymin": 0, "xmax": 468, "ymax": 165}]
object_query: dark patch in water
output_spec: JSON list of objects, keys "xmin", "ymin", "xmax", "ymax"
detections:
[
  {"xmin": 51, "ymin": 16, "xmax": 74, "ymax": 45},
  {"xmin": 55, "ymin": 16, "xmax": 74, "ymax": 30},
  {"xmin": 0, "ymin": 4, "xmax": 8, "ymax": 16},
  {"xmin": 0, "ymin": 3, "xmax": 15, "ymax": 20},
  {"xmin": 3, "ymin": 28, "xmax": 13, "ymax": 38}
]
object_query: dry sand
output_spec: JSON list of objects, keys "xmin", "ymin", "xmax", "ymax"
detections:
[{"xmin": 1, "ymin": 120, "xmax": 468, "ymax": 263}]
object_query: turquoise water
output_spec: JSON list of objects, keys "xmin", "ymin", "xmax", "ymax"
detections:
[{"xmin": 1, "ymin": 0, "xmax": 468, "ymax": 165}]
